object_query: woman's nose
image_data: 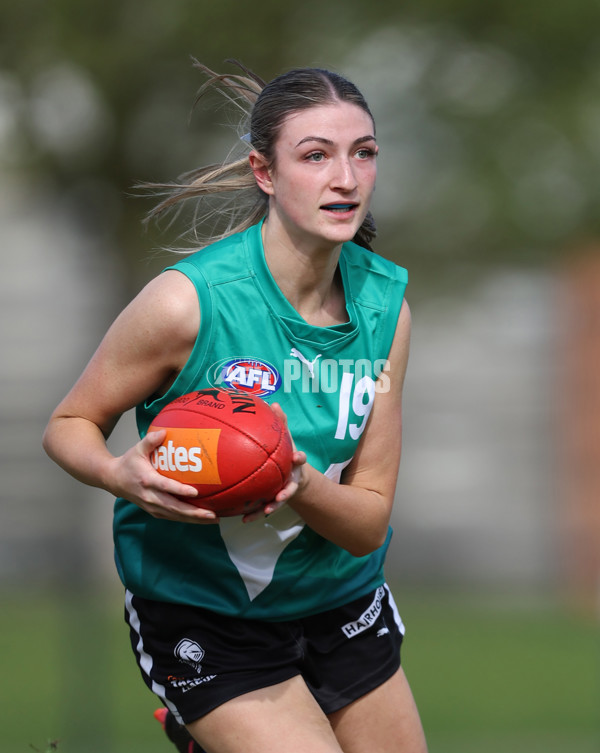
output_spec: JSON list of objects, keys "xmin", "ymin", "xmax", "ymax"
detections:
[{"xmin": 331, "ymin": 158, "xmax": 358, "ymax": 191}]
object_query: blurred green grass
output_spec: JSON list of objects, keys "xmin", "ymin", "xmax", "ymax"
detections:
[
  {"xmin": 1, "ymin": 585, "xmax": 598, "ymax": 753},
  {"xmin": 400, "ymin": 589, "xmax": 600, "ymax": 753}
]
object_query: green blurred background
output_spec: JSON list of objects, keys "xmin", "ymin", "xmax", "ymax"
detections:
[{"xmin": 1, "ymin": 0, "xmax": 599, "ymax": 751}]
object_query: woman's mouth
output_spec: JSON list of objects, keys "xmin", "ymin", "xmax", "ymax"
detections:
[{"xmin": 321, "ymin": 203, "xmax": 358, "ymax": 214}]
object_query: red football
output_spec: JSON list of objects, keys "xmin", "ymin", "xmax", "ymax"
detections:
[{"xmin": 147, "ymin": 388, "xmax": 293, "ymax": 517}]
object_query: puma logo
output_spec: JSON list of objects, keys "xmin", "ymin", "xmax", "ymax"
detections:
[{"xmin": 290, "ymin": 348, "xmax": 322, "ymax": 378}]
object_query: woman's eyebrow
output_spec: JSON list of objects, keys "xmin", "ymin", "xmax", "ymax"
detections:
[{"xmin": 295, "ymin": 134, "xmax": 376, "ymax": 148}]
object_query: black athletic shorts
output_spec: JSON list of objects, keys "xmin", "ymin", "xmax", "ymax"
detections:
[{"xmin": 125, "ymin": 584, "xmax": 404, "ymax": 725}]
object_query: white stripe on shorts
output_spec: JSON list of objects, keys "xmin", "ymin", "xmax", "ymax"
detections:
[
  {"xmin": 125, "ymin": 589, "xmax": 183, "ymax": 724},
  {"xmin": 383, "ymin": 582, "xmax": 406, "ymax": 636}
]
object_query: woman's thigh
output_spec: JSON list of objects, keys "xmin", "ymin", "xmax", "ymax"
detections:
[
  {"xmin": 186, "ymin": 675, "xmax": 344, "ymax": 753},
  {"xmin": 328, "ymin": 667, "xmax": 428, "ymax": 753},
  {"xmin": 187, "ymin": 668, "xmax": 427, "ymax": 753}
]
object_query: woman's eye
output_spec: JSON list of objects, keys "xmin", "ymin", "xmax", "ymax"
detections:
[
  {"xmin": 356, "ymin": 148, "xmax": 376, "ymax": 159},
  {"xmin": 306, "ymin": 152, "xmax": 326, "ymax": 162}
]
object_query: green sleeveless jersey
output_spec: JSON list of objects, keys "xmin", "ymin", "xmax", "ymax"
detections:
[{"xmin": 113, "ymin": 221, "xmax": 407, "ymax": 620}]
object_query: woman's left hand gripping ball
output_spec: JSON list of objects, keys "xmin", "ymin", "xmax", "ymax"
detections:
[{"xmin": 242, "ymin": 403, "xmax": 307, "ymax": 523}]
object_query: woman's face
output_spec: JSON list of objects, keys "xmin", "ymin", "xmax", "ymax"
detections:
[{"xmin": 257, "ymin": 101, "xmax": 378, "ymax": 249}]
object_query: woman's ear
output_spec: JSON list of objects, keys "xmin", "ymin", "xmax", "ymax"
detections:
[{"xmin": 249, "ymin": 151, "xmax": 274, "ymax": 195}]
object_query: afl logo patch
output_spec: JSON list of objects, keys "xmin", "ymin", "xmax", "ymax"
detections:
[{"xmin": 209, "ymin": 357, "xmax": 281, "ymax": 397}]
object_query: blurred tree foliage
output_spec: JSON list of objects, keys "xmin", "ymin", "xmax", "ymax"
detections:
[{"xmin": 1, "ymin": 0, "xmax": 598, "ymax": 289}]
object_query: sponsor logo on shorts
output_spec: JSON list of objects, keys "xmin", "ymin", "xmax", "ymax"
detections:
[
  {"xmin": 341, "ymin": 586, "xmax": 386, "ymax": 639},
  {"xmin": 174, "ymin": 638, "xmax": 205, "ymax": 674},
  {"xmin": 167, "ymin": 673, "xmax": 217, "ymax": 693}
]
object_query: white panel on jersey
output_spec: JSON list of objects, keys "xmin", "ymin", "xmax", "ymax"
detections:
[
  {"xmin": 218, "ymin": 506, "xmax": 305, "ymax": 601},
  {"xmin": 323, "ymin": 458, "xmax": 352, "ymax": 483},
  {"xmin": 218, "ymin": 458, "xmax": 352, "ymax": 601}
]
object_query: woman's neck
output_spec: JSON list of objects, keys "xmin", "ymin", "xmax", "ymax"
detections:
[{"xmin": 261, "ymin": 218, "xmax": 348, "ymax": 327}]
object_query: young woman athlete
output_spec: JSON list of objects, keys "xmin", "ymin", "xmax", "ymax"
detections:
[{"xmin": 43, "ymin": 61, "xmax": 427, "ymax": 753}]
